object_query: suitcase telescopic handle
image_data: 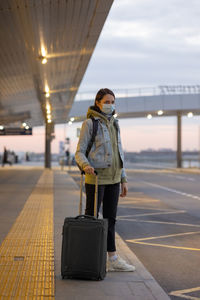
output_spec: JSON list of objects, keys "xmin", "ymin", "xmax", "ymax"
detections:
[{"xmin": 79, "ymin": 170, "xmax": 98, "ymax": 217}]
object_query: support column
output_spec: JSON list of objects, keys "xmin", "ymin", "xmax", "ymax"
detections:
[
  {"xmin": 45, "ymin": 122, "xmax": 51, "ymax": 169},
  {"xmin": 177, "ymin": 112, "xmax": 182, "ymax": 168}
]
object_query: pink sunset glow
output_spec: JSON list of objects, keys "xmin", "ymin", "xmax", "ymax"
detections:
[{"xmin": 0, "ymin": 117, "xmax": 199, "ymax": 155}]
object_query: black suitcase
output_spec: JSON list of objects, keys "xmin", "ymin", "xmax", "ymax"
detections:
[{"xmin": 61, "ymin": 171, "xmax": 108, "ymax": 280}]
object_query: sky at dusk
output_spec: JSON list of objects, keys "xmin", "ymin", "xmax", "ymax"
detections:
[{"xmin": 1, "ymin": 0, "xmax": 200, "ymax": 154}]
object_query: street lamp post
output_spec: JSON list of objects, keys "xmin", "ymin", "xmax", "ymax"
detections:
[{"xmin": 177, "ymin": 112, "xmax": 182, "ymax": 168}]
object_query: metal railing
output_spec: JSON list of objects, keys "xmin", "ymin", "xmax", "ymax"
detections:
[{"xmin": 74, "ymin": 85, "xmax": 200, "ymax": 101}]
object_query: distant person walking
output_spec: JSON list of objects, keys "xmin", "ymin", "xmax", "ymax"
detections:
[
  {"xmin": 25, "ymin": 152, "xmax": 30, "ymax": 162},
  {"xmin": 1, "ymin": 147, "xmax": 12, "ymax": 167},
  {"xmin": 75, "ymin": 88, "xmax": 135, "ymax": 272}
]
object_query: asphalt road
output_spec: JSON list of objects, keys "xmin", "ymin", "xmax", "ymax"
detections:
[
  {"xmin": 116, "ymin": 169, "xmax": 200, "ymax": 300},
  {"xmin": 69, "ymin": 168, "xmax": 200, "ymax": 300},
  {"xmin": 0, "ymin": 168, "xmax": 42, "ymax": 244}
]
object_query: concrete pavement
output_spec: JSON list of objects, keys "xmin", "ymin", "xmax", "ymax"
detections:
[{"xmin": 0, "ymin": 166, "xmax": 170, "ymax": 299}]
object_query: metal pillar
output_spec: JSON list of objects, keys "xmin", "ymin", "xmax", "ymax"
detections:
[
  {"xmin": 45, "ymin": 122, "xmax": 51, "ymax": 168},
  {"xmin": 177, "ymin": 112, "xmax": 182, "ymax": 168}
]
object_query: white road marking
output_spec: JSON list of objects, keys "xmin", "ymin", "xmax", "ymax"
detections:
[
  {"xmin": 142, "ymin": 181, "xmax": 200, "ymax": 201},
  {"xmin": 118, "ymin": 206, "xmax": 168, "ymax": 211},
  {"xmin": 166, "ymin": 174, "xmax": 196, "ymax": 182},
  {"xmin": 127, "ymin": 240, "xmax": 200, "ymax": 252},
  {"xmin": 126, "ymin": 231, "xmax": 200, "ymax": 252},
  {"xmin": 118, "ymin": 210, "xmax": 186, "ymax": 218},
  {"xmin": 118, "ymin": 218, "xmax": 200, "ymax": 228},
  {"xmin": 129, "ymin": 230, "xmax": 200, "ymax": 242},
  {"xmin": 169, "ymin": 286, "xmax": 200, "ymax": 299}
]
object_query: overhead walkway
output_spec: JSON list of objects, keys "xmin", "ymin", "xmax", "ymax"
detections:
[
  {"xmin": 69, "ymin": 92, "xmax": 200, "ymax": 121},
  {"xmin": 68, "ymin": 91, "xmax": 200, "ymax": 168},
  {"xmin": 0, "ymin": 166, "xmax": 170, "ymax": 299}
]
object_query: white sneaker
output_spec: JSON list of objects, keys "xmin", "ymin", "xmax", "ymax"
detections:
[{"xmin": 107, "ymin": 256, "xmax": 136, "ymax": 272}]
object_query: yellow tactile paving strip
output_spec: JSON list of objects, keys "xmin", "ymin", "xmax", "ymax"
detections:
[{"xmin": 0, "ymin": 170, "xmax": 54, "ymax": 299}]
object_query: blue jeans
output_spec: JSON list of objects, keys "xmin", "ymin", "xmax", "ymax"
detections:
[{"xmin": 85, "ymin": 182, "xmax": 120, "ymax": 252}]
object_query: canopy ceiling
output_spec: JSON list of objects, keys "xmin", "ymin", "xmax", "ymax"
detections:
[{"xmin": 0, "ymin": 0, "xmax": 113, "ymax": 127}]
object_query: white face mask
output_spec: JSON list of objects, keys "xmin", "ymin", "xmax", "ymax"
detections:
[{"xmin": 101, "ymin": 104, "xmax": 115, "ymax": 115}]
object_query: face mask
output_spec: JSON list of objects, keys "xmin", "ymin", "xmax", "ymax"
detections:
[{"xmin": 101, "ymin": 104, "xmax": 115, "ymax": 115}]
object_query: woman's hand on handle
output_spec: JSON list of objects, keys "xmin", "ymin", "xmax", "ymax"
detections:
[
  {"xmin": 120, "ymin": 182, "xmax": 128, "ymax": 197},
  {"xmin": 83, "ymin": 165, "xmax": 95, "ymax": 175}
]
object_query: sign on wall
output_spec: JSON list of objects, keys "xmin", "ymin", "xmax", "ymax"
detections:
[{"xmin": 0, "ymin": 128, "xmax": 32, "ymax": 136}]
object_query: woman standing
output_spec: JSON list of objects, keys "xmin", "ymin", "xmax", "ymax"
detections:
[{"xmin": 75, "ymin": 88, "xmax": 135, "ymax": 272}]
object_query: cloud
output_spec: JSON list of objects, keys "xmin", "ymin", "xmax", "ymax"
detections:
[
  {"xmin": 78, "ymin": 0, "xmax": 200, "ymax": 93},
  {"xmin": 104, "ymin": 20, "xmax": 155, "ymax": 39}
]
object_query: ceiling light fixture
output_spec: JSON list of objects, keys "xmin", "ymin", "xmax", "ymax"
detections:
[
  {"xmin": 40, "ymin": 46, "xmax": 48, "ymax": 64},
  {"xmin": 41, "ymin": 45, "xmax": 46, "ymax": 57},
  {"xmin": 157, "ymin": 110, "xmax": 163, "ymax": 116},
  {"xmin": 45, "ymin": 101, "xmax": 52, "ymax": 123},
  {"xmin": 45, "ymin": 85, "xmax": 50, "ymax": 98},
  {"xmin": 147, "ymin": 114, "xmax": 152, "ymax": 119},
  {"xmin": 187, "ymin": 112, "xmax": 193, "ymax": 118},
  {"xmin": 46, "ymin": 103, "xmax": 51, "ymax": 111},
  {"xmin": 41, "ymin": 57, "xmax": 47, "ymax": 64}
]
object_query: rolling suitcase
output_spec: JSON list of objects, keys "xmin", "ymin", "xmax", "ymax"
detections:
[{"xmin": 61, "ymin": 171, "xmax": 108, "ymax": 280}]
